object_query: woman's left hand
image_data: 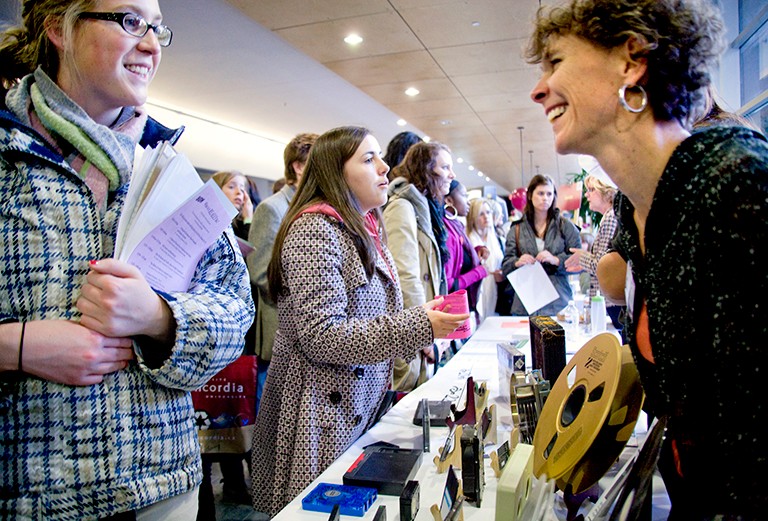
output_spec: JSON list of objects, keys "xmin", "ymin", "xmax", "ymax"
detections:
[
  {"xmin": 476, "ymin": 245, "xmax": 490, "ymax": 260},
  {"xmin": 77, "ymin": 259, "xmax": 175, "ymax": 343},
  {"xmin": 241, "ymin": 191, "xmax": 254, "ymax": 222},
  {"xmin": 536, "ymin": 250, "xmax": 559, "ymax": 266}
]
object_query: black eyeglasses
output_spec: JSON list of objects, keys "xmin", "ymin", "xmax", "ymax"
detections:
[{"xmin": 79, "ymin": 12, "xmax": 173, "ymax": 47}]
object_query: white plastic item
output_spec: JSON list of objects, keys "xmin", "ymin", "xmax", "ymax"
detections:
[
  {"xmin": 563, "ymin": 300, "xmax": 580, "ymax": 340},
  {"xmin": 591, "ymin": 295, "xmax": 607, "ymax": 334}
]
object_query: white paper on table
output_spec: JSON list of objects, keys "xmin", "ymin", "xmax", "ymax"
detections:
[
  {"xmin": 126, "ymin": 179, "xmax": 237, "ymax": 293},
  {"xmin": 507, "ymin": 261, "xmax": 559, "ymax": 314}
]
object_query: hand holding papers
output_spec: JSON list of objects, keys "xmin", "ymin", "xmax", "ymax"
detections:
[
  {"xmin": 507, "ymin": 262, "xmax": 558, "ymax": 315},
  {"xmin": 115, "ymin": 143, "xmax": 237, "ymax": 293}
]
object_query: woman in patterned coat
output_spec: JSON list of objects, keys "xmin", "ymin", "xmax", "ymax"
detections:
[{"xmin": 250, "ymin": 126, "xmax": 468, "ymax": 516}]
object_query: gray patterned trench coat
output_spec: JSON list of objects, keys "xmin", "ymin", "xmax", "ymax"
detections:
[{"xmin": 250, "ymin": 212, "xmax": 434, "ymax": 516}]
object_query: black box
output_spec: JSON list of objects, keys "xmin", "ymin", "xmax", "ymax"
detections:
[
  {"xmin": 343, "ymin": 446, "xmax": 423, "ymax": 496},
  {"xmin": 529, "ymin": 316, "xmax": 566, "ymax": 383}
]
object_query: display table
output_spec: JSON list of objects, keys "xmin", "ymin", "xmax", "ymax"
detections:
[{"xmin": 271, "ymin": 316, "xmax": 666, "ymax": 520}]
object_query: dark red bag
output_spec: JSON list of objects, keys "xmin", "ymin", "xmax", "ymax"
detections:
[{"xmin": 191, "ymin": 355, "xmax": 257, "ymax": 454}]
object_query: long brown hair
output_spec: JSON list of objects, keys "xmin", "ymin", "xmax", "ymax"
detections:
[{"xmin": 267, "ymin": 126, "xmax": 384, "ymax": 301}]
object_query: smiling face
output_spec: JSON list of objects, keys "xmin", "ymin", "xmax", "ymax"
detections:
[
  {"xmin": 530, "ymin": 34, "xmax": 626, "ymax": 157},
  {"xmin": 344, "ymin": 134, "xmax": 390, "ymax": 214},
  {"xmin": 432, "ymin": 149, "xmax": 455, "ymax": 196},
  {"xmin": 53, "ymin": 0, "xmax": 164, "ymax": 125}
]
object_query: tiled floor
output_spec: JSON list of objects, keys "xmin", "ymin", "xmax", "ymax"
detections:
[{"xmin": 209, "ymin": 461, "xmax": 269, "ymax": 521}]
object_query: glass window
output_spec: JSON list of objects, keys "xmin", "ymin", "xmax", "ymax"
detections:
[{"xmin": 739, "ymin": 19, "xmax": 768, "ymax": 104}]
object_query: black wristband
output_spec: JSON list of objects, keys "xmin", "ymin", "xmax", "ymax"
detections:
[{"xmin": 18, "ymin": 321, "xmax": 26, "ymax": 373}]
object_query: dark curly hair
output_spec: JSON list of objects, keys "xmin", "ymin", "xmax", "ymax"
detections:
[{"xmin": 526, "ymin": 0, "xmax": 726, "ymax": 127}]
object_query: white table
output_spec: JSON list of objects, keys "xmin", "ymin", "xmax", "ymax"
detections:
[{"xmin": 271, "ymin": 316, "xmax": 665, "ymax": 520}]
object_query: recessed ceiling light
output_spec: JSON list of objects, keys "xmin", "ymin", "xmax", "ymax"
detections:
[
  {"xmin": 344, "ymin": 34, "xmax": 363, "ymax": 45},
  {"xmin": 468, "ymin": 165, "xmax": 475, "ymax": 171},
  {"xmin": 404, "ymin": 87, "xmax": 420, "ymax": 97},
  {"xmin": 423, "ymin": 135, "xmax": 431, "ymax": 142},
  {"xmin": 477, "ymin": 171, "xmax": 483, "ymax": 177},
  {"xmin": 471, "ymin": 21, "xmax": 480, "ymax": 27},
  {"xmin": 457, "ymin": 158, "xmax": 464, "ymax": 163},
  {"xmin": 440, "ymin": 120, "xmax": 452, "ymax": 126},
  {"xmin": 485, "ymin": 176, "xmax": 491, "ymax": 182},
  {"xmin": 396, "ymin": 119, "xmax": 407, "ymax": 126}
]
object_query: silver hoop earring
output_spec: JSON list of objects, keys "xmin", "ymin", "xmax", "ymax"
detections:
[
  {"xmin": 618, "ymin": 84, "xmax": 648, "ymax": 114},
  {"xmin": 444, "ymin": 203, "xmax": 457, "ymax": 220}
]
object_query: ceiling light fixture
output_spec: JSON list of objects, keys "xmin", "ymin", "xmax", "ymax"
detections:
[
  {"xmin": 457, "ymin": 157, "xmax": 464, "ymax": 163},
  {"xmin": 477, "ymin": 171, "xmax": 483, "ymax": 177},
  {"xmin": 423, "ymin": 135, "xmax": 431, "ymax": 142},
  {"xmin": 404, "ymin": 87, "xmax": 420, "ymax": 97},
  {"xmin": 517, "ymin": 126, "xmax": 525, "ymax": 185},
  {"xmin": 468, "ymin": 165, "xmax": 475, "ymax": 171},
  {"xmin": 344, "ymin": 34, "xmax": 363, "ymax": 45},
  {"xmin": 485, "ymin": 176, "xmax": 491, "ymax": 182},
  {"xmin": 471, "ymin": 21, "xmax": 480, "ymax": 27},
  {"xmin": 396, "ymin": 119, "xmax": 407, "ymax": 126}
]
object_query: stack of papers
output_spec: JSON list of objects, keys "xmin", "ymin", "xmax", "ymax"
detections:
[{"xmin": 115, "ymin": 142, "xmax": 237, "ymax": 292}]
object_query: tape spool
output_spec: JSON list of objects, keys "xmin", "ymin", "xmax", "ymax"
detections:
[{"xmin": 532, "ymin": 333, "xmax": 644, "ymax": 494}]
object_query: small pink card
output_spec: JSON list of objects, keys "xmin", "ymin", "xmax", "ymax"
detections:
[{"xmin": 437, "ymin": 289, "xmax": 472, "ymax": 339}]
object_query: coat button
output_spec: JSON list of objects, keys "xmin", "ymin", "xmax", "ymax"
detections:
[
  {"xmin": 329, "ymin": 391, "xmax": 342, "ymax": 405},
  {"xmin": 353, "ymin": 415, "xmax": 362, "ymax": 426},
  {"xmin": 353, "ymin": 368, "xmax": 365, "ymax": 379},
  {"xmin": 423, "ymin": 273, "xmax": 430, "ymax": 282}
]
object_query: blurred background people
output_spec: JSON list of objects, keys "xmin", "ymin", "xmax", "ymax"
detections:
[
  {"xmin": 528, "ymin": 0, "xmax": 767, "ymax": 516},
  {"xmin": 565, "ymin": 174, "xmax": 625, "ymax": 332},
  {"xmin": 467, "ymin": 198, "xmax": 504, "ymax": 321},
  {"xmin": 0, "ymin": 1, "xmax": 253, "ymax": 519},
  {"xmin": 383, "ymin": 141, "xmax": 454, "ymax": 390},
  {"xmin": 383, "ymin": 130, "xmax": 422, "ymax": 182},
  {"xmin": 247, "ymin": 132, "xmax": 318, "ymax": 414},
  {"xmin": 501, "ymin": 174, "xmax": 581, "ymax": 316},
  {"xmin": 250, "ymin": 126, "xmax": 467, "ymax": 516},
  {"xmin": 443, "ymin": 181, "xmax": 497, "ymax": 327},
  {"xmin": 212, "ymin": 170, "xmax": 259, "ymax": 241}
]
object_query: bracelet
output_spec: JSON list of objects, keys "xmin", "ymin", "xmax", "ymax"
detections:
[{"xmin": 18, "ymin": 321, "xmax": 26, "ymax": 373}]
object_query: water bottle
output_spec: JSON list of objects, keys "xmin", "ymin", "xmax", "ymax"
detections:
[
  {"xmin": 591, "ymin": 295, "xmax": 607, "ymax": 334},
  {"xmin": 563, "ymin": 300, "xmax": 580, "ymax": 340}
]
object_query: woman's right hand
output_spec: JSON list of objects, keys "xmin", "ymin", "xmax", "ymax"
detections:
[
  {"xmin": 18, "ymin": 320, "xmax": 134, "ymax": 386},
  {"xmin": 423, "ymin": 298, "xmax": 471, "ymax": 339},
  {"xmin": 515, "ymin": 253, "xmax": 536, "ymax": 267}
]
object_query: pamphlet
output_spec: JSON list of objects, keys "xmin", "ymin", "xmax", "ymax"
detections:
[
  {"xmin": 115, "ymin": 143, "xmax": 237, "ymax": 292},
  {"xmin": 507, "ymin": 262, "xmax": 559, "ymax": 314}
]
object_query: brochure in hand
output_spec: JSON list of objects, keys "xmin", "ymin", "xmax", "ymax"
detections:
[{"xmin": 115, "ymin": 142, "xmax": 237, "ymax": 293}]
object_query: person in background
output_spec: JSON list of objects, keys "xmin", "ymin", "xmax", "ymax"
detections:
[
  {"xmin": 383, "ymin": 130, "xmax": 422, "ymax": 182},
  {"xmin": 271, "ymin": 177, "xmax": 286, "ymax": 194},
  {"xmin": 212, "ymin": 170, "xmax": 256, "ymax": 240},
  {"xmin": 0, "ymin": 1, "xmax": 254, "ymax": 519},
  {"xmin": 246, "ymin": 132, "xmax": 317, "ymax": 413},
  {"xmin": 491, "ymin": 197, "xmax": 511, "ymax": 245},
  {"xmin": 466, "ymin": 198, "xmax": 505, "ymax": 321},
  {"xmin": 199, "ymin": 170, "xmax": 260, "ymax": 512},
  {"xmin": 501, "ymin": 174, "xmax": 581, "ymax": 316},
  {"xmin": 443, "ymin": 181, "xmax": 497, "ymax": 327},
  {"xmin": 250, "ymin": 126, "xmax": 467, "ymax": 516},
  {"xmin": 565, "ymin": 175, "xmax": 625, "ymax": 331},
  {"xmin": 383, "ymin": 141, "xmax": 453, "ymax": 391},
  {"xmin": 528, "ymin": 0, "xmax": 767, "ymax": 515}
]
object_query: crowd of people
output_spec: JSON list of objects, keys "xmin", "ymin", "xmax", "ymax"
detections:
[{"xmin": 0, "ymin": 0, "xmax": 765, "ymax": 519}]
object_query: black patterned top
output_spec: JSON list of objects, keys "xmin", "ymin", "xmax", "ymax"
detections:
[{"xmin": 615, "ymin": 125, "xmax": 768, "ymax": 514}]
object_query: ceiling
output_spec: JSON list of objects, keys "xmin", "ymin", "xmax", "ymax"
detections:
[
  {"xmin": 1, "ymin": 0, "xmax": 583, "ymax": 194},
  {"xmin": 227, "ymin": 0, "xmax": 582, "ymax": 192}
]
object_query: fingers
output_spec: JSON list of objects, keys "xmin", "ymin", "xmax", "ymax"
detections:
[
  {"xmin": 422, "ymin": 297, "xmax": 446, "ymax": 311},
  {"xmin": 87, "ymin": 258, "xmax": 142, "ymax": 280}
]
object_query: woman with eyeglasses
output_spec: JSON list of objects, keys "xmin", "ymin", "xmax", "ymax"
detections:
[{"xmin": 0, "ymin": 1, "xmax": 253, "ymax": 519}]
